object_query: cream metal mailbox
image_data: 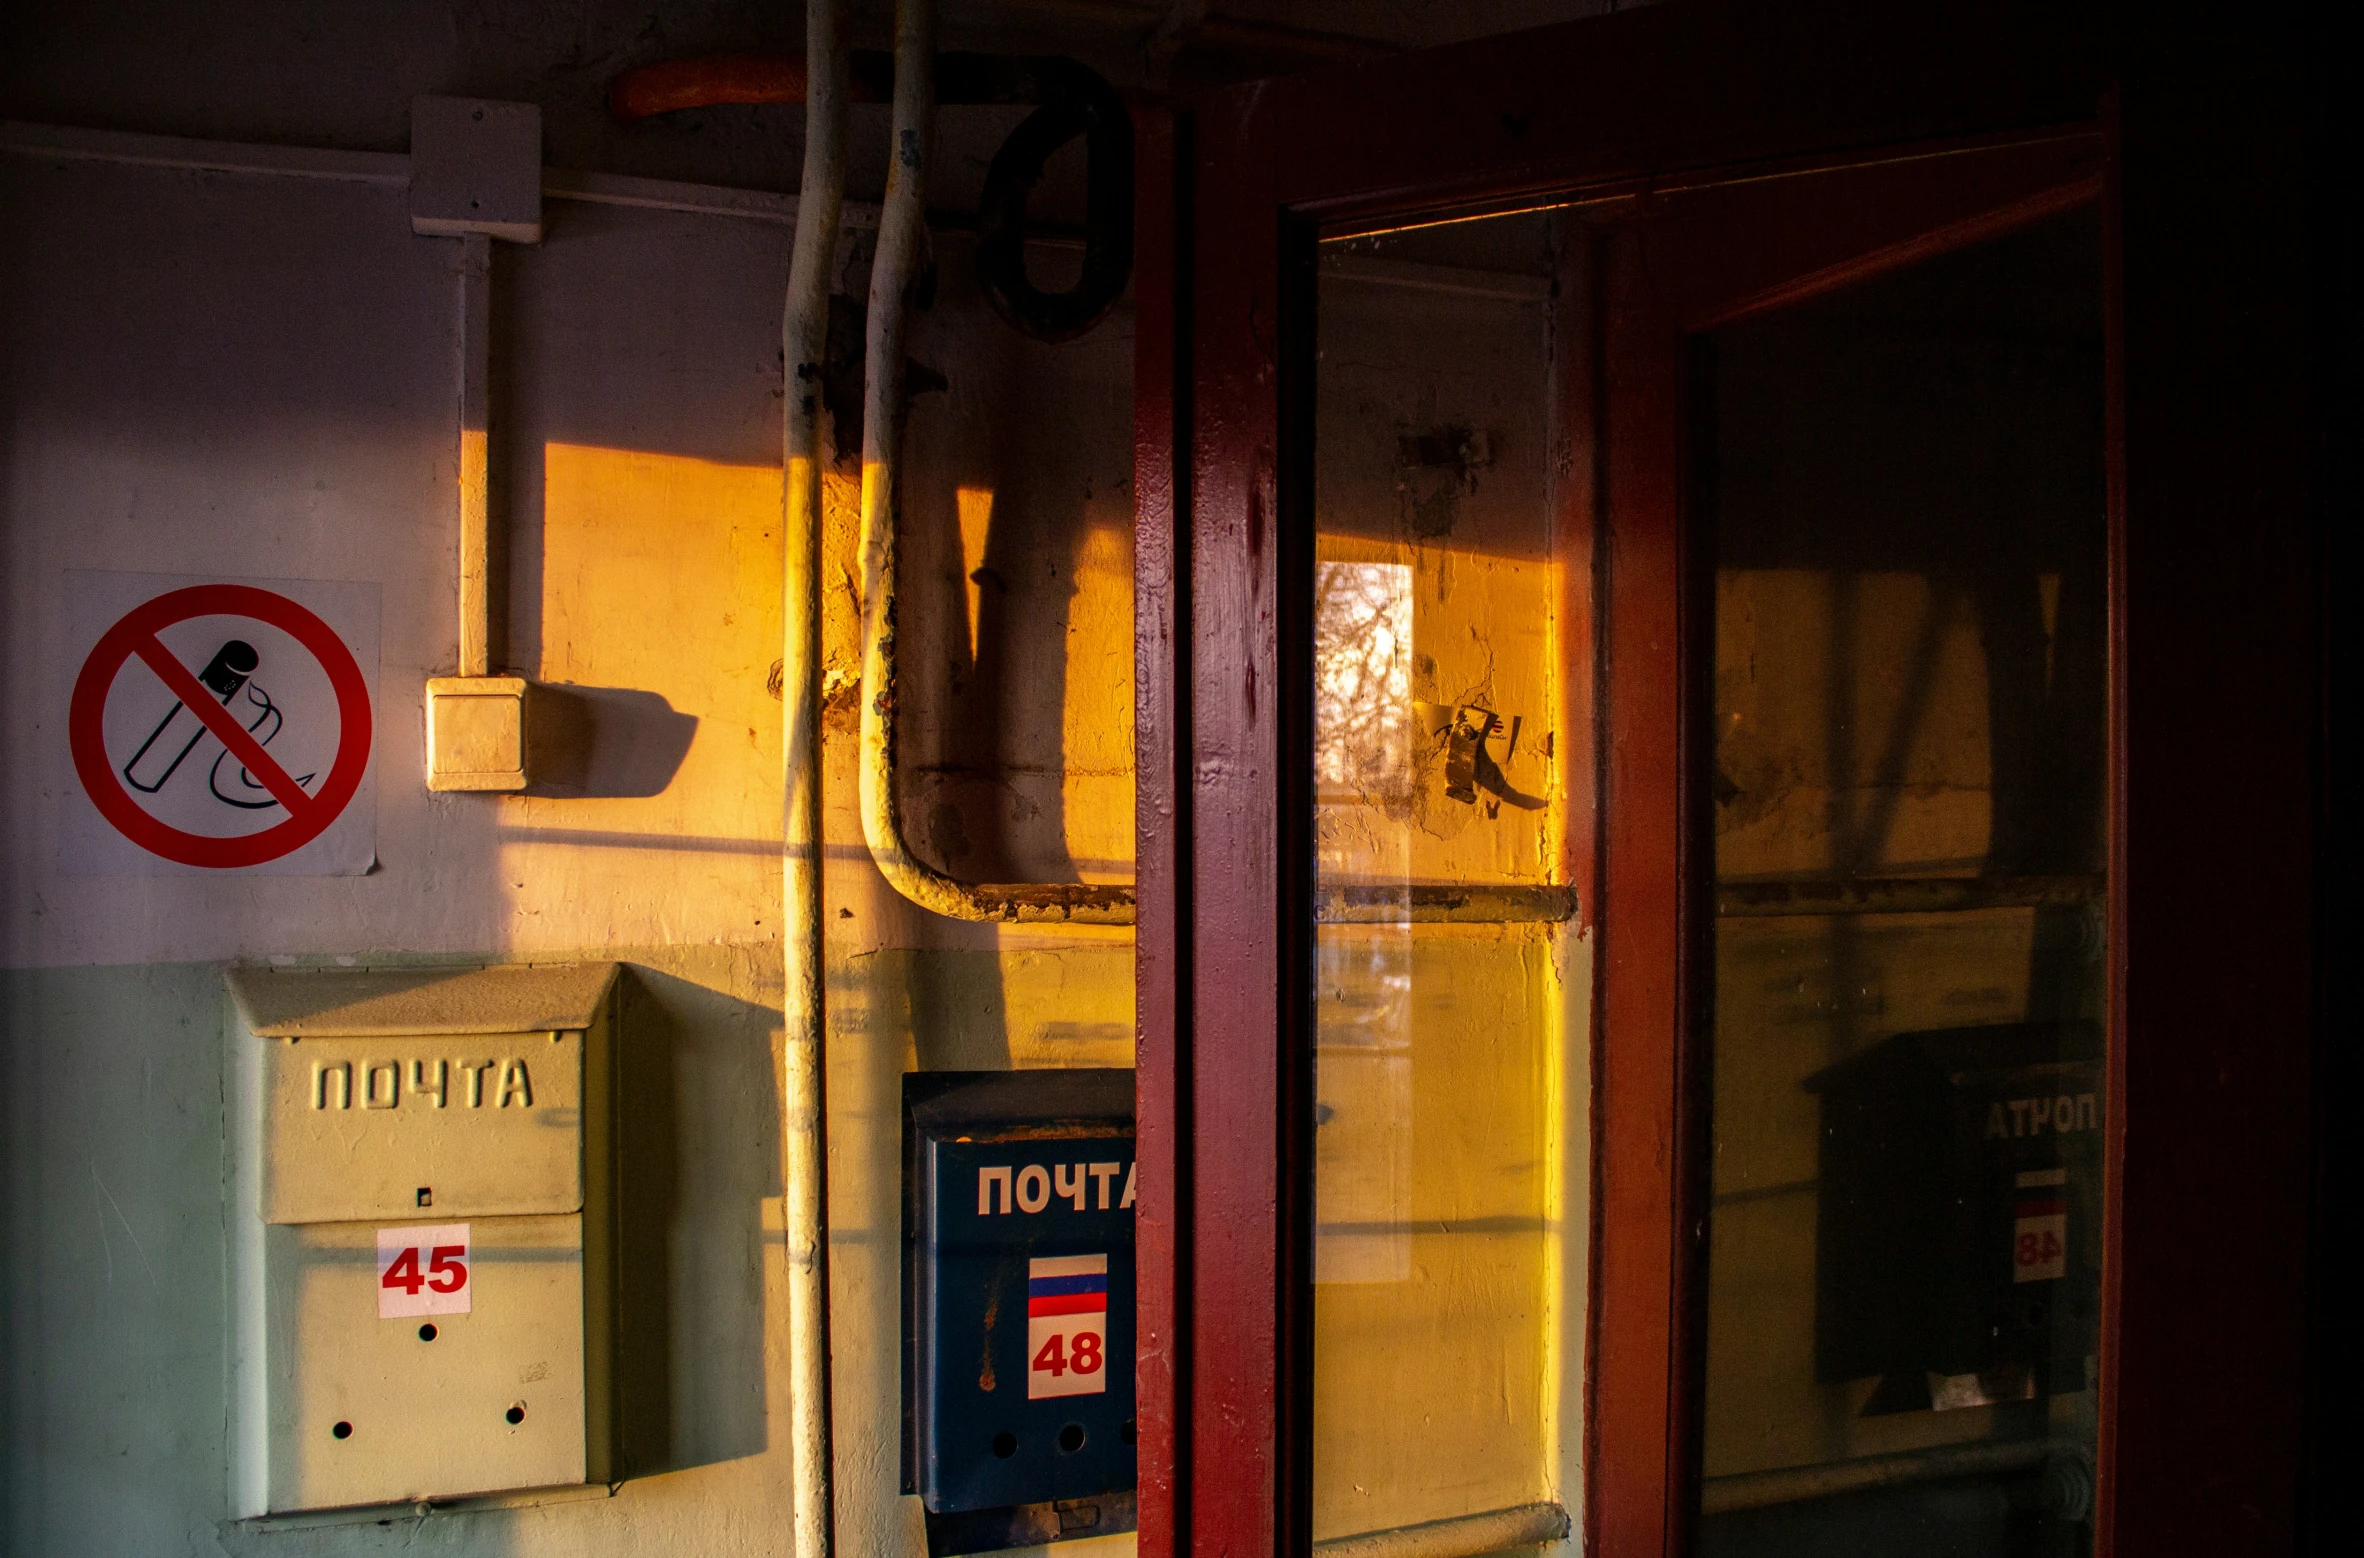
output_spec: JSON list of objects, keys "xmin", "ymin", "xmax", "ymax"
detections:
[{"xmin": 226, "ymin": 963, "xmax": 619, "ymax": 1516}]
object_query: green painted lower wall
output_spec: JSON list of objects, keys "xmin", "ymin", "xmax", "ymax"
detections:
[{"xmin": 3, "ymin": 959, "xmax": 232, "ymax": 1556}]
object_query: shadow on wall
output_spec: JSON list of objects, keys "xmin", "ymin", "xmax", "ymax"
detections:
[
  {"xmin": 897, "ymin": 259, "xmax": 1138, "ymax": 890},
  {"xmin": 613, "ymin": 963, "xmax": 781, "ymax": 1478},
  {"xmin": 525, "ymin": 685, "xmax": 699, "ymax": 799}
]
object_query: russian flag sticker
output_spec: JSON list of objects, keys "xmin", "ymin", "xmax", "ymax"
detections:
[{"xmin": 1027, "ymin": 1254, "xmax": 1109, "ymax": 1400}]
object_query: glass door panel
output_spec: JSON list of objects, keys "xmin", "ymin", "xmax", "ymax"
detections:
[
  {"xmin": 1311, "ymin": 210, "xmax": 1583, "ymax": 1543},
  {"xmin": 1695, "ymin": 207, "xmax": 2108, "ymax": 1556},
  {"xmin": 1299, "ymin": 147, "xmax": 2107, "ymax": 1557}
]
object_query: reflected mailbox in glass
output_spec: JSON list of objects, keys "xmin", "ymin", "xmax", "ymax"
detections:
[{"xmin": 1697, "ymin": 209, "xmax": 2107, "ymax": 1554}]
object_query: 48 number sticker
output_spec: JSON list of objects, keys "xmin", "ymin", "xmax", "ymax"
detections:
[
  {"xmin": 377, "ymin": 1223, "xmax": 472, "ymax": 1317},
  {"xmin": 1026, "ymin": 1254, "xmax": 1108, "ymax": 1399}
]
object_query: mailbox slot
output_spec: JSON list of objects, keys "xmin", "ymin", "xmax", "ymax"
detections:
[{"xmin": 259, "ymin": 1029, "xmax": 583, "ymax": 1223}]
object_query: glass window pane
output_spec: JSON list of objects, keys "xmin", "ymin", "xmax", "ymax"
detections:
[
  {"xmin": 1312, "ymin": 211, "xmax": 1582, "ymax": 1543},
  {"xmin": 1696, "ymin": 209, "xmax": 2109, "ymax": 1556}
]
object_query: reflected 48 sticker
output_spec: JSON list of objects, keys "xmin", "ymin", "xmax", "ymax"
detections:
[
  {"xmin": 378, "ymin": 1223, "xmax": 472, "ymax": 1318},
  {"xmin": 1027, "ymin": 1254, "xmax": 1107, "ymax": 1399},
  {"xmin": 2012, "ymin": 1170, "xmax": 2067, "ymax": 1283}
]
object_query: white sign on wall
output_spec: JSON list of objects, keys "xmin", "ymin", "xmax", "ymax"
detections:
[{"xmin": 61, "ymin": 570, "xmax": 378, "ymax": 876}]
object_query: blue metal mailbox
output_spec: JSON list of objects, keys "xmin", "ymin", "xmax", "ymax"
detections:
[{"xmin": 904, "ymin": 1069, "xmax": 1136, "ymax": 1538}]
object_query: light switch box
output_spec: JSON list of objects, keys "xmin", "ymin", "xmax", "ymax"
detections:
[
  {"xmin": 226, "ymin": 964, "xmax": 618, "ymax": 1516},
  {"xmin": 426, "ymin": 675, "xmax": 529, "ymax": 791},
  {"xmin": 410, "ymin": 97, "xmax": 543, "ymax": 242}
]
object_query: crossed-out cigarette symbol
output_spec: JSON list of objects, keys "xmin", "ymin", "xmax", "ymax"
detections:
[{"xmin": 121, "ymin": 638, "xmax": 316, "ymax": 809}]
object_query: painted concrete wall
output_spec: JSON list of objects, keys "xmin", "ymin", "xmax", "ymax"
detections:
[{"xmin": 0, "ymin": 135, "xmax": 1135, "ymax": 1556}]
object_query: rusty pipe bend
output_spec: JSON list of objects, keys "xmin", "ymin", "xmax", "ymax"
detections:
[
  {"xmin": 623, "ymin": 22, "xmax": 1140, "ymax": 926},
  {"xmin": 852, "ymin": 0, "xmax": 1137, "ymax": 927}
]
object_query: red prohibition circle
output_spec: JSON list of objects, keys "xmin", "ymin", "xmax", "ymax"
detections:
[{"xmin": 69, "ymin": 584, "xmax": 372, "ymax": 869}]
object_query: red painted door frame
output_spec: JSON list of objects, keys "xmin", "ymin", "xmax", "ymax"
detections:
[
  {"xmin": 1132, "ymin": 98, "xmax": 1189, "ymax": 1558},
  {"xmin": 1131, "ymin": 2, "xmax": 2321, "ymax": 1555}
]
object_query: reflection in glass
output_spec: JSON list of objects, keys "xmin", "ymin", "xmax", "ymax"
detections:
[
  {"xmin": 1311, "ymin": 213, "xmax": 1580, "ymax": 1544},
  {"xmin": 1314, "ymin": 562, "xmax": 1415, "ymax": 805},
  {"xmin": 1314, "ymin": 559, "xmax": 1416, "ymax": 1287},
  {"xmin": 1696, "ymin": 210, "xmax": 2108, "ymax": 1557}
]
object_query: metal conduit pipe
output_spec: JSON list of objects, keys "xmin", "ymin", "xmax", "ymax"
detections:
[
  {"xmin": 1310, "ymin": 1500, "xmax": 1571, "ymax": 1558},
  {"xmin": 1697, "ymin": 1438, "xmax": 2062, "ymax": 1516},
  {"xmin": 783, "ymin": 0, "xmax": 846, "ymax": 1553},
  {"xmin": 857, "ymin": 0, "xmax": 1136, "ymax": 925}
]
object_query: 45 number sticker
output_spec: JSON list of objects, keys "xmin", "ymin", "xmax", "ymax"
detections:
[
  {"xmin": 1026, "ymin": 1254, "xmax": 1108, "ymax": 1400},
  {"xmin": 378, "ymin": 1223, "xmax": 472, "ymax": 1317}
]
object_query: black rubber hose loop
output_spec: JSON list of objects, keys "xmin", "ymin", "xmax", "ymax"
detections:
[
  {"xmin": 973, "ymin": 61, "xmax": 1134, "ymax": 344},
  {"xmin": 609, "ymin": 49, "xmax": 1134, "ymax": 344}
]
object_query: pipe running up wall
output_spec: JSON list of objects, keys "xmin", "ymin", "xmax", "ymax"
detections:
[
  {"xmin": 784, "ymin": 1, "xmax": 846, "ymax": 1554},
  {"xmin": 855, "ymin": 0, "xmax": 1135, "ymax": 926}
]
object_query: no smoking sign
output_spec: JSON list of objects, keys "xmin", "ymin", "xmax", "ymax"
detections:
[{"xmin": 63, "ymin": 572, "xmax": 379, "ymax": 875}]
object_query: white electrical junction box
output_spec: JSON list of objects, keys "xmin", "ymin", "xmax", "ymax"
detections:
[
  {"xmin": 226, "ymin": 963, "xmax": 619, "ymax": 1516},
  {"xmin": 409, "ymin": 96, "xmax": 543, "ymax": 243}
]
